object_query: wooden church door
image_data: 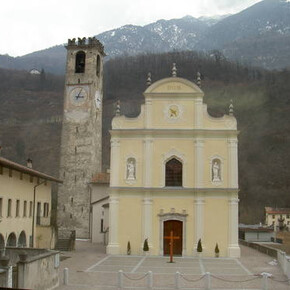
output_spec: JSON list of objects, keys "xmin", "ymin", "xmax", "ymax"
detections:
[{"xmin": 163, "ymin": 220, "xmax": 183, "ymax": 255}]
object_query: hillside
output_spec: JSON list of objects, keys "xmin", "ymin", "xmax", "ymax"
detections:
[
  {"xmin": 1, "ymin": 52, "xmax": 290, "ymax": 224},
  {"xmin": 1, "ymin": 1, "xmax": 290, "ymax": 74}
]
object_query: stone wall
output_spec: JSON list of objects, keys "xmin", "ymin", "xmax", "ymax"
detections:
[
  {"xmin": 1, "ymin": 247, "xmax": 59, "ymax": 289},
  {"xmin": 17, "ymin": 251, "xmax": 59, "ymax": 290},
  {"xmin": 277, "ymin": 250, "xmax": 290, "ymax": 279}
]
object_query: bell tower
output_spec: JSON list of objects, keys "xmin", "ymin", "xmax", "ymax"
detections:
[{"xmin": 58, "ymin": 37, "xmax": 105, "ymax": 238}]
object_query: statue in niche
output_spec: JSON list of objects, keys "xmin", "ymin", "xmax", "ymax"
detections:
[
  {"xmin": 212, "ymin": 160, "xmax": 221, "ymax": 182},
  {"xmin": 127, "ymin": 158, "xmax": 136, "ymax": 180}
]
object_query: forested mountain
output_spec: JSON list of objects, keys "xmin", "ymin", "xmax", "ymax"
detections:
[
  {"xmin": 1, "ymin": 0, "xmax": 290, "ymax": 74},
  {"xmin": 1, "ymin": 51, "xmax": 290, "ymax": 224}
]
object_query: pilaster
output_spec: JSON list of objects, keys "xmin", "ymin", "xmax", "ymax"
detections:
[
  {"xmin": 143, "ymin": 138, "xmax": 153, "ymax": 187},
  {"xmin": 194, "ymin": 197, "xmax": 205, "ymax": 252},
  {"xmin": 106, "ymin": 195, "xmax": 120, "ymax": 254},
  {"xmin": 194, "ymin": 97, "xmax": 203, "ymax": 129},
  {"xmin": 228, "ymin": 138, "xmax": 238, "ymax": 188},
  {"xmin": 194, "ymin": 139, "xmax": 204, "ymax": 188},
  {"xmin": 142, "ymin": 196, "xmax": 153, "ymax": 251},
  {"xmin": 145, "ymin": 98, "xmax": 152, "ymax": 128},
  {"xmin": 228, "ymin": 197, "xmax": 240, "ymax": 258},
  {"xmin": 110, "ymin": 139, "xmax": 120, "ymax": 186}
]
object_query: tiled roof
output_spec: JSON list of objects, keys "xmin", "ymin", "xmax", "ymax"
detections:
[
  {"xmin": 0, "ymin": 157, "xmax": 62, "ymax": 183},
  {"xmin": 265, "ymin": 207, "xmax": 290, "ymax": 214}
]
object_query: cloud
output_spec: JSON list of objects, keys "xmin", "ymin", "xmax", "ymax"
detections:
[{"xmin": 1, "ymin": 0, "xmax": 262, "ymax": 56}]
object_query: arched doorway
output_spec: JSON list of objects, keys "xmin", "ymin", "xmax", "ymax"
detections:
[
  {"xmin": 0, "ymin": 234, "xmax": 5, "ymax": 249},
  {"xmin": 163, "ymin": 220, "xmax": 183, "ymax": 256},
  {"xmin": 18, "ymin": 231, "xmax": 27, "ymax": 247},
  {"xmin": 7, "ymin": 232, "xmax": 17, "ymax": 247}
]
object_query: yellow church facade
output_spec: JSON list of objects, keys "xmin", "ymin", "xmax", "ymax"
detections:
[{"xmin": 107, "ymin": 70, "xmax": 240, "ymax": 258}]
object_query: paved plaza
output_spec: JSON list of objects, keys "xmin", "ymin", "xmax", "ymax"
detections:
[{"xmin": 56, "ymin": 241, "xmax": 290, "ymax": 289}]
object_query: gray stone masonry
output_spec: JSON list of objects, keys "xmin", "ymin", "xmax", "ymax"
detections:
[{"xmin": 57, "ymin": 37, "xmax": 104, "ymax": 238}]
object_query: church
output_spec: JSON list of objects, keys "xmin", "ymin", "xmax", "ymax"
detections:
[
  {"xmin": 58, "ymin": 37, "xmax": 240, "ymax": 258},
  {"xmin": 107, "ymin": 66, "xmax": 240, "ymax": 258}
]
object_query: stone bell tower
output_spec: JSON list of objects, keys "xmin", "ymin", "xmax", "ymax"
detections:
[{"xmin": 57, "ymin": 37, "xmax": 105, "ymax": 238}]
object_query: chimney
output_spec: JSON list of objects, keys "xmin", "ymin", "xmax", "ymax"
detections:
[{"xmin": 26, "ymin": 158, "xmax": 33, "ymax": 169}]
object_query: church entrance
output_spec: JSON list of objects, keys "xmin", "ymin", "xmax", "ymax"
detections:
[{"xmin": 163, "ymin": 220, "xmax": 183, "ymax": 256}]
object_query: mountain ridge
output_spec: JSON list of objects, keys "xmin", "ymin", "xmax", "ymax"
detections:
[{"xmin": 1, "ymin": 0, "xmax": 290, "ymax": 73}]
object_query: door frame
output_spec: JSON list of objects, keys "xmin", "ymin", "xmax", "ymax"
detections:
[{"xmin": 158, "ymin": 212, "xmax": 188, "ymax": 256}]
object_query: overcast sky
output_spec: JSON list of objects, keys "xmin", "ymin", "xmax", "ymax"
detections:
[{"xmin": 1, "ymin": 0, "xmax": 261, "ymax": 57}]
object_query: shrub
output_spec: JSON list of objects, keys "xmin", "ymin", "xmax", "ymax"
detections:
[
  {"xmin": 215, "ymin": 243, "xmax": 220, "ymax": 254},
  {"xmin": 143, "ymin": 238, "xmax": 149, "ymax": 251},
  {"xmin": 197, "ymin": 239, "xmax": 202, "ymax": 252},
  {"xmin": 127, "ymin": 241, "xmax": 131, "ymax": 255}
]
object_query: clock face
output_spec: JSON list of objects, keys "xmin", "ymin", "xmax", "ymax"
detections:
[
  {"xmin": 69, "ymin": 87, "xmax": 88, "ymax": 106},
  {"xmin": 95, "ymin": 91, "xmax": 102, "ymax": 110}
]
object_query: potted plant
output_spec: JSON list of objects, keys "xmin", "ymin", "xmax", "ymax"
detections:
[
  {"xmin": 143, "ymin": 238, "xmax": 149, "ymax": 255},
  {"xmin": 215, "ymin": 243, "xmax": 220, "ymax": 258},
  {"xmin": 197, "ymin": 239, "xmax": 202, "ymax": 257},
  {"xmin": 127, "ymin": 241, "xmax": 131, "ymax": 255}
]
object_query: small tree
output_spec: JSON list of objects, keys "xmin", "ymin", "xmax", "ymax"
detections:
[
  {"xmin": 127, "ymin": 241, "xmax": 131, "ymax": 255},
  {"xmin": 215, "ymin": 243, "xmax": 220, "ymax": 257},
  {"xmin": 143, "ymin": 238, "xmax": 149, "ymax": 252},
  {"xmin": 197, "ymin": 239, "xmax": 202, "ymax": 252}
]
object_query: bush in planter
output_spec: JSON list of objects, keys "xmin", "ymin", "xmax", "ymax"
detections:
[
  {"xmin": 197, "ymin": 239, "xmax": 202, "ymax": 252},
  {"xmin": 143, "ymin": 238, "xmax": 149, "ymax": 252},
  {"xmin": 215, "ymin": 243, "xmax": 220, "ymax": 257},
  {"xmin": 127, "ymin": 241, "xmax": 131, "ymax": 255}
]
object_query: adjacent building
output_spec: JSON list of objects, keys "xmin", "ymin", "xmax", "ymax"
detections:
[
  {"xmin": 90, "ymin": 172, "xmax": 110, "ymax": 245},
  {"xmin": 265, "ymin": 207, "xmax": 290, "ymax": 231},
  {"xmin": 239, "ymin": 224, "xmax": 274, "ymax": 242},
  {"xmin": 0, "ymin": 157, "xmax": 61, "ymax": 249}
]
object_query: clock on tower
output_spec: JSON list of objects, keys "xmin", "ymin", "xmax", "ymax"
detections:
[{"xmin": 57, "ymin": 37, "xmax": 105, "ymax": 239}]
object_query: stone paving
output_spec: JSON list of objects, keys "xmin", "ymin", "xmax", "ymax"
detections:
[{"xmin": 55, "ymin": 241, "xmax": 290, "ymax": 289}]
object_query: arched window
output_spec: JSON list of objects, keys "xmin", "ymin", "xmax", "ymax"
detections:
[
  {"xmin": 75, "ymin": 51, "xmax": 86, "ymax": 73},
  {"xmin": 0, "ymin": 234, "xmax": 5, "ymax": 250},
  {"xmin": 7, "ymin": 232, "xmax": 17, "ymax": 247},
  {"xmin": 165, "ymin": 158, "xmax": 182, "ymax": 187},
  {"xmin": 18, "ymin": 231, "xmax": 27, "ymax": 247},
  {"xmin": 96, "ymin": 54, "xmax": 101, "ymax": 76}
]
